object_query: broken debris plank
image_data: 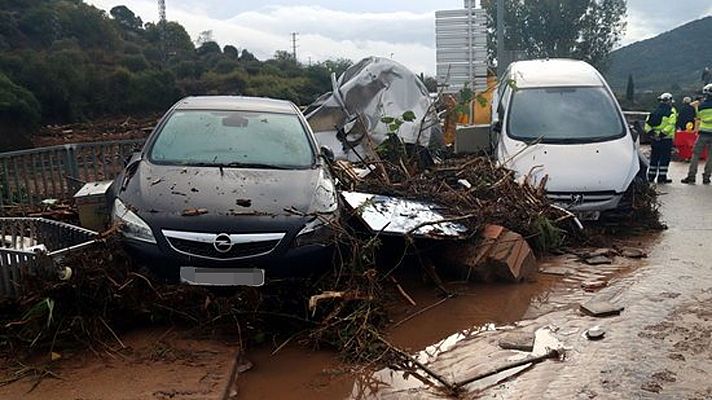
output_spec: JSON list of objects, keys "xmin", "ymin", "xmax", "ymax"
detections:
[
  {"xmin": 340, "ymin": 191, "xmax": 468, "ymax": 239},
  {"xmin": 580, "ymin": 301, "xmax": 624, "ymax": 317}
]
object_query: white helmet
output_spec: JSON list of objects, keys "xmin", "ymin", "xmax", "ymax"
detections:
[
  {"xmin": 704, "ymin": 84, "xmax": 712, "ymax": 95},
  {"xmin": 658, "ymin": 92, "xmax": 673, "ymax": 102}
]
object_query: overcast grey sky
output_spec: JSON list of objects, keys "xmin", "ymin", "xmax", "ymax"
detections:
[{"xmin": 89, "ymin": 0, "xmax": 712, "ymax": 75}]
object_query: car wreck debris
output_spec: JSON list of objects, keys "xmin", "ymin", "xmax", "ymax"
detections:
[
  {"xmin": 305, "ymin": 57, "xmax": 442, "ymax": 162},
  {"xmin": 341, "ymin": 191, "xmax": 468, "ymax": 239}
]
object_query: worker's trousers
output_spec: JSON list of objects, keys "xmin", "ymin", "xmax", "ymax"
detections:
[
  {"xmin": 686, "ymin": 132, "xmax": 712, "ymax": 179},
  {"xmin": 649, "ymin": 137, "xmax": 673, "ymax": 182}
]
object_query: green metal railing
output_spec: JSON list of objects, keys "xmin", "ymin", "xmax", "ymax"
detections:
[{"xmin": 0, "ymin": 139, "xmax": 145, "ymax": 206}]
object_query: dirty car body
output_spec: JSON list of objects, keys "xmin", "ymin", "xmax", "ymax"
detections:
[
  {"xmin": 492, "ymin": 59, "xmax": 642, "ymax": 219},
  {"xmin": 111, "ymin": 96, "xmax": 338, "ymax": 285}
]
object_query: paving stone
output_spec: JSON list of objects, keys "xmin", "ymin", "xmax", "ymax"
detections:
[
  {"xmin": 581, "ymin": 280, "xmax": 608, "ymax": 292},
  {"xmin": 539, "ymin": 266, "xmax": 573, "ymax": 276},
  {"xmin": 580, "ymin": 301, "xmax": 624, "ymax": 317},
  {"xmin": 584, "ymin": 255, "xmax": 614, "ymax": 266},
  {"xmin": 620, "ymin": 248, "xmax": 647, "ymax": 259},
  {"xmin": 498, "ymin": 332, "xmax": 535, "ymax": 352}
]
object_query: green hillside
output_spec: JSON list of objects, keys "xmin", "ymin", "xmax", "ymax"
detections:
[
  {"xmin": 0, "ymin": 0, "xmax": 353, "ymax": 150},
  {"xmin": 606, "ymin": 16, "xmax": 712, "ymax": 92}
]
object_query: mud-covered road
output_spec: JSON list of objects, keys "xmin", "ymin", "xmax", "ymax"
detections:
[
  {"xmin": 1, "ymin": 161, "xmax": 710, "ymax": 399},
  {"xmin": 367, "ymin": 161, "xmax": 712, "ymax": 399}
]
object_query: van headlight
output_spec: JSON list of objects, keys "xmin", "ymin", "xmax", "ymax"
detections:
[{"xmin": 112, "ymin": 198, "xmax": 157, "ymax": 244}]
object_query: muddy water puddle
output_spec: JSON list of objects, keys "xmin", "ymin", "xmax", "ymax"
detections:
[{"xmin": 235, "ymin": 240, "xmax": 655, "ymax": 400}]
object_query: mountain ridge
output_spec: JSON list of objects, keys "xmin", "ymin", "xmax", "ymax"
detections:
[{"xmin": 606, "ymin": 16, "xmax": 712, "ymax": 92}]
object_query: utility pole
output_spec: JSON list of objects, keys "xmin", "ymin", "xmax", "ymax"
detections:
[
  {"xmin": 496, "ymin": 0, "xmax": 507, "ymax": 74},
  {"xmin": 291, "ymin": 32, "xmax": 299, "ymax": 62}
]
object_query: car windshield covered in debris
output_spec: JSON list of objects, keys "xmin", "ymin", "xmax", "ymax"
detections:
[
  {"xmin": 111, "ymin": 96, "xmax": 338, "ymax": 286},
  {"xmin": 149, "ymin": 110, "xmax": 315, "ymax": 169}
]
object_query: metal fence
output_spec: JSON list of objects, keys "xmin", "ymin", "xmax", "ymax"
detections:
[
  {"xmin": 0, "ymin": 139, "xmax": 144, "ymax": 206},
  {"xmin": 0, "ymin": 217, "xmax": 98, "ymax": 297}
]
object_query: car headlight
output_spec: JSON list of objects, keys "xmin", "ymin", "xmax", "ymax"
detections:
[
  {"xmin": 112, "ymin": 198, "xmax": 157, "ymax": 244},
  {"xmin": 295, "ymin": 214, "xmax": 337, "ymax": 247}
]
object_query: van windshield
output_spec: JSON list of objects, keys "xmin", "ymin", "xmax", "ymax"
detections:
[
  {"xmin": 149, "ymin": 110, "xmax": 315, "ymax": 168},
  {"xmin": 507, "ymin": 87, "xmax": 625, "ymax": 143}
]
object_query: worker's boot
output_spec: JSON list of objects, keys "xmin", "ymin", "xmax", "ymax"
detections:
[
  {"xmin": 681, "ymin": 176, "xmax": 696, "ymax": 185},
  {"xmin": 704, "ymin": 176, "xmax": 711, "ymax": 185},
  {"xmin": 657, "ymin": 177, "xmax": 672, "ymax": 184}
]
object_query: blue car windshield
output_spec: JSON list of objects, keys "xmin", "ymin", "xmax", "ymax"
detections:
[
  {"xmin": 149, "ymin": 110, "xmax": 315, "ymax": 168},
  {"xmin": 507, "ymin": 87, "xmax": 625, "ymax": 143}
]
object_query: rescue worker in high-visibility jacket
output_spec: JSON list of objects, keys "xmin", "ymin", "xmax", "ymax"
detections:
[
  {"xmin": 682, "ymin": 84, "xmax": 712, "ymax": 184},
  {"xmin": 645, "ymin": 92, "xmax": 678, "ymax": 184}
]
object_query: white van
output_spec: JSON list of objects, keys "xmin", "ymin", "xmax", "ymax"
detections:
[{"xmin": 491, "ymin": 59, "xmax": 644, "ymax": 220}]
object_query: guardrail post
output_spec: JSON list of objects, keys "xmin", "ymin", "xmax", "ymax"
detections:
[{"xmin": 63, "ymin": 144, "xmax": 81, "ymax": 196}]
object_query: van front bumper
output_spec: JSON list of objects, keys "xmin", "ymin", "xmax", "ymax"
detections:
[{"xmin": 548, "ymin": 192, "xmax": 624, "ymax": 213}]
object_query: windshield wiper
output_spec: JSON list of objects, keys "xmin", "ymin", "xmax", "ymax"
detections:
[
  {"xmin": 223, "ymin": 162, "xmax": 290, "ymax": 170},
  {"xmin": 186, "ymin": 161, "xmax": 290, "ymax": 170}
]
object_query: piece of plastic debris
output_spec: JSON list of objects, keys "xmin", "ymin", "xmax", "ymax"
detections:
[
  {"xmin": 586, "ymin": 326, "xmax": 605, "ymax": 340},
  {"xmin": 458, "ymin": 179, "xmax": 472, "ymax": 189},
  {"xmin": 58, "ymin": 267, "xmax": 73, "ymax": 281}
]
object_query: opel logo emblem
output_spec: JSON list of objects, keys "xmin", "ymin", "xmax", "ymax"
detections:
[{"xmin": 213, "ymin": 233, "xmax": 233, "ymax": 253}]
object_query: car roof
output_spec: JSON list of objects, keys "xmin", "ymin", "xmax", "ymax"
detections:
[
  {"xmin": 174, "ymin": 96, "xmax": 298, "ymax": 114},
  {"xmin": 508, "ymin": 59, "xmax": 605, "ymax": 88}
]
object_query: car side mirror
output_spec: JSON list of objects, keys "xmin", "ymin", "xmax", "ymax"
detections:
[
  {"xmin": 320, "ymin": 146, "xmax": 335, "ymax": 163},
  {"xmin": 124, "ymin": 151, "xmax": 141, "ymax": 167},
  {"xmin": 631, "ymin": 121, "xmax": 641, "ymax": 142}
]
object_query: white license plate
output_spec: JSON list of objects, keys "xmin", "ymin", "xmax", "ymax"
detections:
[
  {"xmin": 180, "ymin": 267, "xmax": 265, "ymax": 287},
  {"xmin": 575, "ymin": 211, "xmax": 601, "ymax": 221}
]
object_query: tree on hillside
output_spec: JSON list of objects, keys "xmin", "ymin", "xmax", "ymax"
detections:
[
  {"xmin": 110, "ymin": 5, "xmax": 142, "ymax": 31},
  {"xmin": 0, "ymin": 72, "xmax": 40, "ymax": 150},
  {"xmin": 0, "ymin": 1, "xmax": 361, "ymax": 137},
  {"xmin": 626, "ymin": 74, "xmax": 635, "ymax": 102},
  {"xmin": 483, "ymin": 0, "xmax": 627, "ymax": 70}
]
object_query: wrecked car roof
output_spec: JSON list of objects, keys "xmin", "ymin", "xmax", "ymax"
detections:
[{"xmin": 174, "ymin": 96, "xmax": 298, "ymax": 114}]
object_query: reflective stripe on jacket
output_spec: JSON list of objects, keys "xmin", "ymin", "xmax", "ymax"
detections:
[
  {"xmin": 645, "ymin": 105, "xmax": 677, "ymax": 137},
  {"xmin": 697, "ymin": 99, "xmax": 712, "ymax": 133}
]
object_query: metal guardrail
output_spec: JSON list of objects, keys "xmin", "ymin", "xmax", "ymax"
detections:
[
  {"xmin": 0, "ymin": 217, "xmax": 98, "ymax": 297},
  {"xmin": 0, "ymin": 139, "xmax": 145, "ymax": 206}
]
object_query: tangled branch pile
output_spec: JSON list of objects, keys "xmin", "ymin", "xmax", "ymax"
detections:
[{"xmin": 0, "ymin": 229, "xmax": 391, "ymax": 367}]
